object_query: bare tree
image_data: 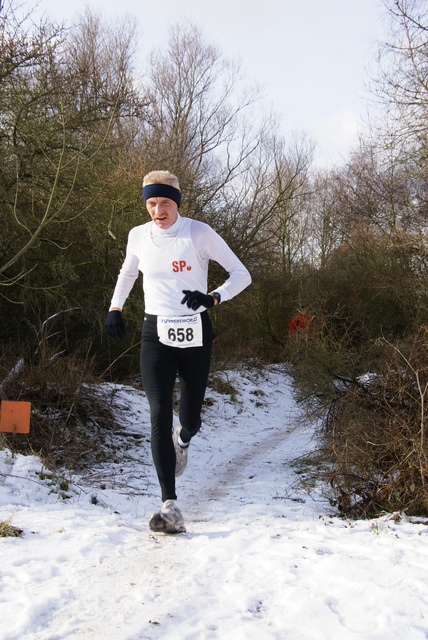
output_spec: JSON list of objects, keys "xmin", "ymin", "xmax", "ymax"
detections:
[
  {"xmin": 140, "ymin": 24, "xmax": 263, "ymax": 196},
  {"xmin": 305, "ymin": 169, "xmax": 349, "ymax": 268},
  {"xmin": 0, "ymin": 6, "xmax": 142, "ymax": 289},
  {"xmin": 374, "ymin": 1, "xmax": 428, "ymax": 145},
  {"xmin": 0, "ymin": 4, "xmax": 150, "ymax": 367}
]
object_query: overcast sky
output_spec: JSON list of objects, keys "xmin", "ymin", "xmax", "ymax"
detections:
[{"xmin": 35, "ymin": 0, "xmax": 390, "ymax": 167}]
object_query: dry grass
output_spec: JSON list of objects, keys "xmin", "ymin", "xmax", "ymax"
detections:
[
  {"xmin": 322, "ymin": 332, "xmax": 428, "ymax": 517},
  {"xmin": 0, "ymin": 348, "xmax": 121, "ymax": 472},
  {"xmin": 0, "ymin": 517, "xmax": 23, "ymax": 538}
]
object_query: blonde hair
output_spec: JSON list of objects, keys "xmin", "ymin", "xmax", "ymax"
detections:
[{"xmin": 143, "ymin": 170, "xmax": 180, "ymax": 191}]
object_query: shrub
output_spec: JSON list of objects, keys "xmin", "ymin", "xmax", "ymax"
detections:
[
  {"xmin": 322, "ymin": 330, "xmax": 428, "ymax": 517},
  {"xmin": 0, "ymin": 346, "xmax": 120, "ymax": 471}
]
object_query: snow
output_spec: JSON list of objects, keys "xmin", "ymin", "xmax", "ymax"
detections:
[{"xmin": 1, "ymin": 364, "xmax": 428, "ymax": 639}]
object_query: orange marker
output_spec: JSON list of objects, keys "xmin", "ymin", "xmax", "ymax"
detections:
[{"xmin": 0, "ymin": 401, "xmax": 31, "ymax": 434}]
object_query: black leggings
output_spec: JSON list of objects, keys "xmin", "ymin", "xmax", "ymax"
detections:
[{"xmin": 140, "ymin": 312, "xmax": 214, "ymax": 502}]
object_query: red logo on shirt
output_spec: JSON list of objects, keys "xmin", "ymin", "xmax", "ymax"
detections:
[{"xmin": 172, "ymin": 260, "xmax": 192, "ymax": 272}]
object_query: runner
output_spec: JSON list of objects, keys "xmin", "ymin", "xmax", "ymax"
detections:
[{"xmin": 104, "ymin": 170, "xmax": 251, "ymax": 533}]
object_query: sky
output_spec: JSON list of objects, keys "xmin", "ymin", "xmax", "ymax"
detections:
[
  {"xmin": 2, "ymin": 364, "xmax": 428, "ymax": 639},
  {"xmin": 33, "ymin": 0, "xmax": 390, "ymax": 166}
]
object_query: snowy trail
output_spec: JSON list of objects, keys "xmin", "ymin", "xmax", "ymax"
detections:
[{"xmin": 1, "ymin": 365, "xmax": 428, "ymax": 639}]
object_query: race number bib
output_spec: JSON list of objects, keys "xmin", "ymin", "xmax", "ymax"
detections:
[{"xmin": 157, "ymin": 314, "xmax": 203, "ymax": 348}]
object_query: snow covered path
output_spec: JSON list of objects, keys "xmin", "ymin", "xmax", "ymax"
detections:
[{"xmin": 1, "ymin": 365, "xmax": 428, "ymax": 639}]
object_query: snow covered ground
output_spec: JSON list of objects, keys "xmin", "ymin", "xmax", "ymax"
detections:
[{"xmin": 1, "ymin": 364, "xmax": 428, "ymax": 640}]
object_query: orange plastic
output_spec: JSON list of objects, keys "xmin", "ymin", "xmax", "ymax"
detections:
[{"xmin": 0, "ymin": 401, "xmax": 31, "ymax": 434}]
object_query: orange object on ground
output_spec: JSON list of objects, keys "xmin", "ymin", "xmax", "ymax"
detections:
[{"xmin": 0, "ymin": 401, "xmax": 31, "ymax": 434}]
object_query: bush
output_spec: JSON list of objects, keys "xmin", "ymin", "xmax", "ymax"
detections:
[
  {"xmin": 319, "ymin": 330, "xmax": 428, "ymax": 517},
  {"xmin": 0, "ymin": 346, "xmax": 120, "ymax": 471},
  {"xmin": 317, "ymin": 231, "xmax": 428, "ymax": 342}
]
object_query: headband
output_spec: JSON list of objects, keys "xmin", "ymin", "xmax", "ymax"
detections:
[{"xmin": 143, "ymin": 184, "xmax": 181, "ymax": 208}]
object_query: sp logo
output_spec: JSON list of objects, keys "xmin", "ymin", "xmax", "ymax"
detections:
[{"xmin": 172, "ymin": 260, "xmax": 192, "ymax": 272}]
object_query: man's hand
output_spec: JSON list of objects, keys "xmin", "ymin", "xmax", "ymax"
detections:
[
  {"xmin": 181, "ymin": 290, "xmax": 215, "ymax": 311},
  {"xmin": 104, "ymin": 310, "xmax": 126, "ymax": 340}
]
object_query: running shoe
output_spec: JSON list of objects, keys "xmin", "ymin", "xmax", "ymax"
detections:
[
  {"xmin": 149, "ymin": 499, "xmax": 186, "ymax": 534},
  {"xmin": 172, "ymin": 425, "xmax": 189, "ymax": 476}
]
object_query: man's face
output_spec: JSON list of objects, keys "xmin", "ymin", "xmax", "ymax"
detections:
[{"xmin": 146, "ymin": 196, "xmax": 178, "ymax": 229}]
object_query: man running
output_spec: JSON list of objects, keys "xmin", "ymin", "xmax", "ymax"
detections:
[{"xmin": 104, "ymin": 170, "xmax": 251, "ymax": 533}]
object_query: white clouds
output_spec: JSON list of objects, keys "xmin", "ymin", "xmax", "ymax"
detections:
[
  {"xmin": 35, "ymin": 0, "xmax": 388, "ymax": 166},
  {"xmin": 312, "ymin": 108, "xmax": 365, "ymax": 166}
]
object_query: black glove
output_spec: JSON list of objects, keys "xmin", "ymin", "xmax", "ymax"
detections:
[
  {"xmin": 181, "ymin": 290, "xmax": 215, "ymax": 311},
  {"xmin": 104, "ymin": 310, "xmax": 126, "ymax": 340}
]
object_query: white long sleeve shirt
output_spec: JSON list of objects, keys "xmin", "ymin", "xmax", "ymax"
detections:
[{"xmin": 110, "ymin": 213, "xmax": 251, "ymax": 316}]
